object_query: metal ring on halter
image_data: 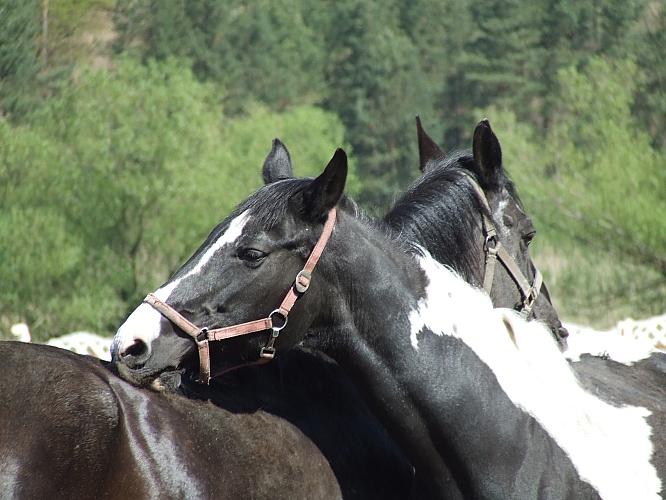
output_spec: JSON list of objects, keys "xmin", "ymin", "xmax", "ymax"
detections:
[
  {"xmin": 268, "ymin": 309, "xmax": 288, "ymax": 331},
  {"xmin": 484, "ymin": 234, "xmax": 499, "ymax": 253},
  {"xmin": 262, "ymin": 310, "xmax": 288, "ymax": 359},
  {"xmin": 196, "ymin": 327, "xmax": 209, "ymax": 343}
]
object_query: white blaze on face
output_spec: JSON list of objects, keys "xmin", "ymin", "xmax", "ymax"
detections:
[
  {"xmin": 494, "ymin": 198, "xmax": 510, "ymax": 238},
  {"xmin": 111, "ymin": 211, "xmax": 250, "ymax": 359},
  {"xmin": 408, "ymin": 249, "xmax": 662, "ymax": 500}
]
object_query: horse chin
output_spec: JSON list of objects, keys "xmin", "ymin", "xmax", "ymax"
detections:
[
  {"xmin": 116, "ymin": 361, "xmax": 183, "ymax": 392},
  {"xmin": 150, "ymin": 369, "xmax": 183, "ymax": 393}
]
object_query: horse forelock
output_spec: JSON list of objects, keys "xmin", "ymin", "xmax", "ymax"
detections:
[{"xmin": 409, "ymin": 250, "xmax": 662, "ymax": 499}]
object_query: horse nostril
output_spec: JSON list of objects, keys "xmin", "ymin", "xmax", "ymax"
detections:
[
  {"xmin": 119, "ymin": 339, "xmax": 151, "ymax": 368},
  {"xmin": 558, "ymin": 326, "xmax": 570, "ymax": 339}
]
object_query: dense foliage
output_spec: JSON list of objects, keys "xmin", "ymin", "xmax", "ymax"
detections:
[
  {"xmin": 1, "ymin": 57, "xmax": 349, "ymax": 338},
  {"xmin": 1, "ymin": 0, "xmax": 663, "ymax": 338}
]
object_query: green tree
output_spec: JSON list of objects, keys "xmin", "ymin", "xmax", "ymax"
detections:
[
  {"xmin": 632, "ymin": 2, "xmax": 666, "ymax": 148},
  {"xmin": 315, "ymin": 0, "xmax": 433, "ymax": 209},
  {"xmin": 537, "ymin": 0, "xmax": 648, "ymax": 127},
  {"xmin": 114, "ymin": 0, "xmax": 327, "ymax": 112},
  {"xmin": 115, "ymin": 0, "xmax": 443, "ymax": 209},
  {"xmin": 0, "ymin": 0, "xmax": 41, "ymax": 117},
  {"xmin": 1, "ymin": 57, "xmax": 350, "ymax": 339},
  {"xmin": 40, "ymin": 0, "xmax": 116, "ymax": 68},
  {"xmin": 463, "ymin": 0, "xmax": 545, "ymax": 122},
  {"xmin": 544, "ymin": 58, "xmax": 665, "ymax": 273},
  {"xmin": 398, "ymin": 0, "xmax": 475, "ymax": 148}
]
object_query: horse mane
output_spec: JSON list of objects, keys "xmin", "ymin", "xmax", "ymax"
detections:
[
  {"xmin": 177, "ymin": 151, "xmax": 522, "ymax": 285},
  {"xmin": 384, "ymin": 150, "xmax": 491, "ymax": 284}
]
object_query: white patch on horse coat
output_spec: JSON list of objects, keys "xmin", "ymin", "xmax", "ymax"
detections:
[
  {"xmin": 493, "ymin": 198, "xmax": 510, "ymax": 238},
  {"xmin": 112, "ymin": 211, "xmax": 250, "ymax": 357},
  {"xmin": 408, "ymin": 262, "xmax": 492, "ymax": 350},
  {"xmin": 409, "ymin": 250, "xmax": 661, "ymax": 500}
]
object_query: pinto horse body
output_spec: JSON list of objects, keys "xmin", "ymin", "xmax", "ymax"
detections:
[{"xmin": 113, "ymin": 140, "xmax": 665, "ymax": 498}]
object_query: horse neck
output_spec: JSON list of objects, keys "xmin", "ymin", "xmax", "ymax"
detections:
[
  {"xmin": 317, "ymin": 230, "xmax": 662, "ymax": 499},
  {"xmin": 318, "ymin": 223, "xmax": 630, "ymax": 496},
  {"xmin": 315, "ymin": 216, "xmax": 539, "ymax": 480}
]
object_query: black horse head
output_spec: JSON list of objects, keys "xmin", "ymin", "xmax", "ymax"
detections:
[
  {"xmin": 112, "ymin": 149, "xmax": 354, "ymax": 384},
  {"xmin": 399, "ymin": 117, "xmax": 567, "ymax": 344}
]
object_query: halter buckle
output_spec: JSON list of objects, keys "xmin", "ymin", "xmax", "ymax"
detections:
[
  {"xmin": 484, "ymin": 234, "xmax": 499, "ymax": 254},
  {"xmin": 520, "ymin": 288, "xmax": 538, "ymax": 318},
  {"xmin": 295, "ymin": 269, "xmax": 312, "ymax": 293},
  {"xmin": 260, "ymin": 346, "xmax": 276, "ymax": 359}
]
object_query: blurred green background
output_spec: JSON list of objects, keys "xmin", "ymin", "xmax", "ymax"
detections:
[{"xmin": 1, "ymin": 0, "xmax": 664, "ymax": 341}]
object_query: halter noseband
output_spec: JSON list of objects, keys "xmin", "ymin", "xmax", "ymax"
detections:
[
  {"xmin": 143, "ymin": 208, "xmax": 337, "ymax": 384},
  {"xmin": 461, "ymin": 173, "xmax": 543, "ymax": 319}
]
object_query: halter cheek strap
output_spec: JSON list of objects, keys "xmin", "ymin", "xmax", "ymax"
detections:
[
  {"xmin": 461, "ymin": 173, "xmax": 543, "ymax": 319},
  {"xmin": 144, "ymin": 208, "xmax": 337, "ymax": 384}
]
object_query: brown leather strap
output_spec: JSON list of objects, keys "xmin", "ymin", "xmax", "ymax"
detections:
[
  {"xmin": 142, "ymin": 207, "xmax": 337, "ymax": 384},
  {"xmin": 216, "ymin": 355, "xmax": 273, "ymax": 377},
  {"xmin": 496, "ymin": 245, "xmax": 534, "ymax": 299},
  {"xmin": 274, "ymin": 208, "xmax": 337, "ymax": 317},
  {"xmin": 521, "ymin": 268, "xmax": 542, "ymax": 318},
  {"xmin": 196, "ymin": 340, "xmax": 211, "ymax": 384},
  {"xmin": 145, "ymin": 293, "xmax": 201, "ymax": 339},
  {"xmin": 482, "ymin": 235, "xmax": 499, "ymax": 292},
  {"xmin": 207, "ymin": 318, "xmax": 274, "ymax": 341},
  {"xmin": 462, "ymin": 172, "xmax": 499, "ymax": 294},
  {"xmin": 144, "ymin": 293, "xmax": 212, "ymax": 383},
  {"xmin": 460, "ymin": 173, "xmax": 542, "ymax": 318}
]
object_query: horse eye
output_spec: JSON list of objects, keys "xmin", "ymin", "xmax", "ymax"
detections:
[
  {"xmin": 238, "ymin": 248, "xmax": 267, "ymax": 263},
  {"xmin": 523, "ymin": 231, "xmax": 536, "ymax": 245}
]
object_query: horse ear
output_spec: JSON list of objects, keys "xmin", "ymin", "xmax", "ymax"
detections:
[
  {"xmin": 416, "ymin": 116, "xmax": 444, "ymax": 172},
  {"xmin": 297, "ymin": 148, "xmax": 348, "ymax": 222},
  {"xmin": 262, "ymin": 138, "xmax": 294, "ymax": 184},
  {"xmin": 472, "ymin": 119, "xmax": 503, "ymax": 185}
]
